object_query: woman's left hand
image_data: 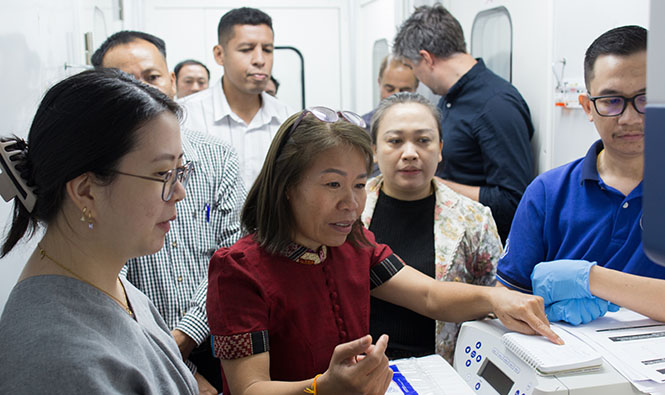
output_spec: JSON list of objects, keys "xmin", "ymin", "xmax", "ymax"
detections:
[{"xmin": 490, "ymin": 287, "xmax": 564, "ymax": 344}]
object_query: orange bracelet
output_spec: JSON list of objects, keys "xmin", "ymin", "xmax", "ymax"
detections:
[{"xmin": 304, "ymin": 374, "xmax": 322, "ymax": 394}]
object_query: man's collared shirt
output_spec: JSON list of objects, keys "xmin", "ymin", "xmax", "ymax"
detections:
[
  {"xmin": 180, "ymin": 78, "xmax": 294, "ymax": 187},
  {"xmin": 121, "ymin": 128, "xmax": 247, "ymax": 365},
  {"xmin": 437, "ymin": 58, "xmax": 534, "ymax": 242},
  {"xmin": 497, "ymin": 139, "xmax": 665, "ymax": 292}
]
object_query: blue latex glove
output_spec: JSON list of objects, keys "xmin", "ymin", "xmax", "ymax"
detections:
[
  {"xmin": 545, "ymin": 297, "xmax": 621, "ymax": 326},
  {"xmin": 531, "ymin": 259, "xmax": 596, "ymax": 304}
]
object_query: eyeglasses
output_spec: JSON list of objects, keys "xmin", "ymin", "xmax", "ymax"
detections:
[
  {"xmin": 112, "ymin": 161, "xmax": 194, "ymax": 202},
  {"xmin": 276, "ymin": 106, "xmax": 366, "ymax": 157},
  {"xmin": 587, "ymin": 93, "xmax": 646, "ymax": 117}
]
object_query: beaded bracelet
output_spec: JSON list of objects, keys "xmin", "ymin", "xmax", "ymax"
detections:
[{"xmin": 304, "ymin": 374, "xmax": 323, "ymax": 394}]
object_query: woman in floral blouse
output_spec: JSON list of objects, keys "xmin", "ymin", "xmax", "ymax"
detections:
[{"xmin": 362, "ymin": 92, "xmax": 503, "ymax": 363}]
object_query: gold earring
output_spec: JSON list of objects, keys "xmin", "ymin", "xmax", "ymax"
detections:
[{"xmin": 81, "ymin": 207, "xmax": 93, "ymax": 230}]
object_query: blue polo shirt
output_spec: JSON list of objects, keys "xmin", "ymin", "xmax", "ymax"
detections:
[{"xmin": 497, "ymin": 140, "xmax": 665, "ymax": 292}]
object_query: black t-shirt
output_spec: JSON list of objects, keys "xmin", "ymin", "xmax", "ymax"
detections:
[{"xmin": 369, "ymin": 189, "xmax": 436, "ymax": 359}]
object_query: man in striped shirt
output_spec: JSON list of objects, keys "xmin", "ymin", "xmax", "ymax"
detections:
[{"xmin": 92, "ymin": 31, "xmax": 246, "ymax": 394}]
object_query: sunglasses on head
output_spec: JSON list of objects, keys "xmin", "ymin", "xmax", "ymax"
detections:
[
  {"xmin": 275, "ymin": 106, "xmax": 366, "ymax": 158},
  {"xmin": 291, "ymin": 106, "xmax": 366, "ymax": 132}
]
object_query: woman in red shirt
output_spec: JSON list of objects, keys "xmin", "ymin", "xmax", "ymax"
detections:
[{"xmin": 207, "ymin": 107, "xmax": 561, "ymax": 395}]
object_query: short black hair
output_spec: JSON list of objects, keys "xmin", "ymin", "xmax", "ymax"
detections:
[
  {"xmin": 174, "ymin": 59, "xmax": 210, "ymax": 80},
  {"xmin": 91, "ymin": 30, "xmax": 167, "ymax": 68},
  {"xmin": 217, "ymin": 7, "xmax": 273, "ymax": 47},
  {"xmin": 584, "ymin": 25, "xmax": 647, "ymax": 89}
]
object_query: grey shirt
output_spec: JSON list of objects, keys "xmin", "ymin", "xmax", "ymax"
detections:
[{"xmin": 0, "ymin": 275, "xmax": 197, "ymax": 394}]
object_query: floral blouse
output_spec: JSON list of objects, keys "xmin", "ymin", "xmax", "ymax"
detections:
[{"xmin": 362, "ymin": 176, "xmax": 502, "ymax": 363}]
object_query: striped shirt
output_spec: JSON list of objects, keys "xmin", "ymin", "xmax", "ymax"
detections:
[{"xmin": 121, "ymin": 127, "xmax": 246, "ymax": 357}]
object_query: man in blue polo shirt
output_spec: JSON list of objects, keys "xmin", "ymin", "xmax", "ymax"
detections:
[{"xmin": 497, "ymin": 25, "xmax": 665, "ymax": 323}]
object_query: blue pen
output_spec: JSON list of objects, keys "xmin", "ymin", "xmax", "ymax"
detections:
[{"xmin": 205, "ymin": 203, "xmax": 210, "ymax": 223}]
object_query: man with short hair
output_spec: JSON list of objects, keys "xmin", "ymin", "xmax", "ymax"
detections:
[
  {"xmin": 92, "ymin": 31, "xmax": 247, "ymax": 394},
  {"xmin": 175, "ymin": 59, "xmax": 210, "ymax": 98},
  {"xmin": 393, "ymin": 4, "xmax": 534, "ymax": 242},
  {"xmin": 180, "ymin": 7, "xmax": 293, "ymax": 187},
  {"xmin": 496, "ymin": 26, "xmax": 665, "ymax": 323},
  {"xmin": 361, "ymin": 54, "xmax": 419, "ymax": 128},
  {"xmin": 362, "ymin": 55, "xmax": 419, "ymax": 177}
]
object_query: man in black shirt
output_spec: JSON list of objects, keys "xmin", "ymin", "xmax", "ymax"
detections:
[{"xmin": 393, "ymin": 4, "xmax": 534, "ymax": 242}]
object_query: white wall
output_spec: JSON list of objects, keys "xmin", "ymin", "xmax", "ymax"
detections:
[
  {"xmin": 355, "ymin": 0, "xmax": 401, "ymax": 115},
  {"xmin": 0, "ymin": 0, "xmax": 126, "ymax": 314},
  {"xmin": 143, "ymin": 0, "xmax": 354, "ymax": 111}
]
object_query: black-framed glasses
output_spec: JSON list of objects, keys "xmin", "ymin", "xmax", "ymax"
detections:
[
  {"xmin": 588, "ymin": 93, "xmax": 646, "ymax": 117},
  {"xmin": 113, "ymin": 161, "xmax": 194, "ymax": 202},
  {"xmin": 276, "ymin": 106, "xmax": 366, "ymax": 157}
]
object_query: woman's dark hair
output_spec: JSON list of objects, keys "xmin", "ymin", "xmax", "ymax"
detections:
[
  {"xmin": 1, "ymin": 68, "xmax": 181, "ymax": 256},
  {"xmin": 370, "ymin": 92, "xmax": 442, "ymax": 144},
  {"xmin": 242, "ymin": 111, "xmax": 373, "ymax": 254}
]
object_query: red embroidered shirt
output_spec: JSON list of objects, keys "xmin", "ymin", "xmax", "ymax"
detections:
[{"xmin": 207, "ymin": 228, "xmax": 403, "ymax": 393}]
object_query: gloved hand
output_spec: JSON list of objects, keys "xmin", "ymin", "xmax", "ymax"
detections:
[
  {"xmin": 532, "ymin": 260, "xmax": 619, "ymax": 325},
  {"xmin": 531, "ymin": 259, "xmax": 596, "ymax": 304},
  {"xmin": 545, "ymin": 297, "xmax": 621, "ymax": 326}
]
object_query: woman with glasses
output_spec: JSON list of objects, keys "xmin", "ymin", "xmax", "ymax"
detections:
[
  {"xmin": 207, "ymin": 107, "xmax": 561, "ymax": 395},
  {"xmin": 362, "ymin": 92, "xmax": 502, "ymax": 364},
  {"xmin": 0, "ymin": 69, "xmax": 196, "ymax": 394}
]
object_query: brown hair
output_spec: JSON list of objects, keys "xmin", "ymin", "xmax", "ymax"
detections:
[{"xmin": 242, "ymin": 111, "xmax": 373, "ymax": 254}]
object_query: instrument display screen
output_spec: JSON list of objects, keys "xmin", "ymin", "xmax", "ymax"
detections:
[{"xmin": 478, "ymin": 359, "xmax": 514, "ymax": 395}]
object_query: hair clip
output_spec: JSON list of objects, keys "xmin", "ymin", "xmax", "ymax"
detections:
[{"xmin": 0, "ymin": 139, "xmax": 37, "ymax": 212}]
